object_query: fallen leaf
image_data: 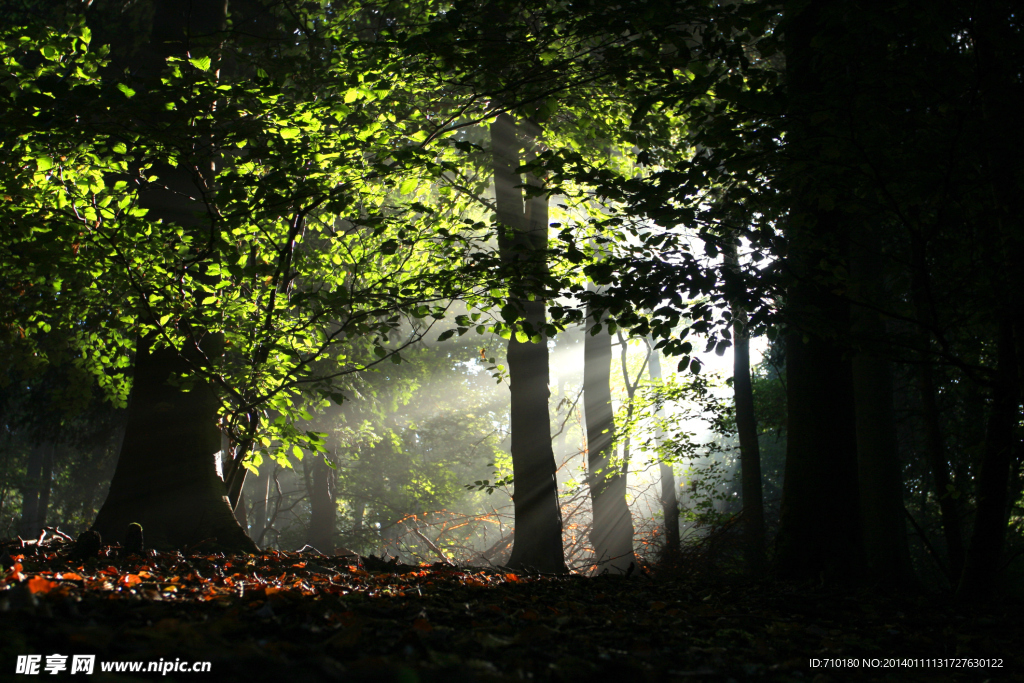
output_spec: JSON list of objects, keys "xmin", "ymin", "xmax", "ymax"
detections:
[{"xmin": 27, "ymin": 576, "xmax": 57, "ymax": 594}]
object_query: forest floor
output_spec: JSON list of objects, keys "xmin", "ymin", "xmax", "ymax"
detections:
[{"xmin": 0, "ymin": 536, "xmax": 1020, "ymax": 682}]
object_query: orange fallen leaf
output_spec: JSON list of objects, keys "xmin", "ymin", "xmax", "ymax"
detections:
[
  {"xmin": 27, "ymin": 576, "xmax": 57, "ymax": 594},
  {"xmin": 121, "ymin": 574, "xmax": 142, "ymax": 587},
  {"xmin": 505, "ymin": 573, "xmax": 519, "ymax": 582},
  {"xmin": 59, "ymin": 572, "xmax": 84, "ymax": 581}
]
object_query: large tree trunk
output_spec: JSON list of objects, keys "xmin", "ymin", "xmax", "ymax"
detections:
[
  {"xmin": 91, "ymin": 0, "xmax": 255, "ymax": 553},
  {"xmin": 956, "ymin": 0, "xmax": 1024, "ymax": 601},
  {"xmin": 850, "ymin": 234, "xmax": 914, "ymax": 588},
  {"xmin": 647, "ymin": 344, "xmax": 680, "ymax": 558},
  {"xmin": 93, "ymin": 338, "xmax": 255, "ymax": 551},
  {"xmin": 774, "ymin": 0, "xmax": 865, "ymax": 583},
  {"xmin": 724, "ymin": 243, "xmax": 766, "ymax": 575},
  {"xmin": 582, "ymin": 315, "xmax": 636, "ymax": 575},
  {"xmin": 492, "ymin": 113, "xmax": 566, "ymax": 573},
  {"xmin": 775, "ymin": 290, "xmax": 862, "ymax": 581}
]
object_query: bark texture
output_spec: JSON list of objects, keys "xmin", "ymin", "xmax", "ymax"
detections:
[
  {"xmin": 582, "ymin": 312, "xmax": 636, "ymax": 574},
  {"xmin": 647, "ymin": 346, "xmax": 680, "ymax": 558},
  {"xmin": 724, "ymin": 244, "xmax": 766, "ymax": 575},
  {"xmin": 308, "ymin": 454, "xmax": 337, "ymax": 553},
  {"xmin": 492, "ymin": 113, "xmax": 566, "ymax": 573}
]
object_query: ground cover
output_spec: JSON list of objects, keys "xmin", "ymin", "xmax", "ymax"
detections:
[{"xmin": 0, "ymin": 534, "xmax": 1018, "ymax": 682}]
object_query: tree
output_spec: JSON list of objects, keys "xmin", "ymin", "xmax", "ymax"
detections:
[
  {"xmin": 491, "ymin": 113, "xmax": 566, "ymax": 573},
  {"xmin": 646, "ymin": 342, "xmax": 680, "ymax": 558},
  {"xmin": 2, "ymin": 2, "xmax": 491, "ymax": 550},
  {"xmin": 582, "ymin": 304, "xmax": 635, "ymax": 574},
  {"xmin": 723, "ymin": 242, "xmax": 766, "ymax": 575}
]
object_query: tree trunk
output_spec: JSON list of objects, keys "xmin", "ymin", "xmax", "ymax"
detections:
[
  {"xmin": 581, "ymin": 321, "xmax": 636, "ymax": 575},
  {"xmin": 309, "ymin": 453, "xmax": 336, "ymax": 553},
  {"xmin": 957, "ymin": 319, "xmax": 1019, "ymax": 600},
  {"xmin": 647, "ymin": 344, "xmax": 680, "ymax": 558},
  {"xmin": 249, "ymin": 464, "xmax": 272, "ymax": 547},
  {"xmin": 18, "ymin": 442, "xmax": 52, "ymax": 539},
  {"xmin": 36, "ymin": 444, "xmax": 53, "ymax": 533},
  {"xmin": 492, "ymin": 113, "xmax": 566, "ymax": 573},
  {"xmin": 917, "ymin": 360, "xmax": 965, "ymax": 580},
  {"xmin": 724, "ymin": 243, "xmax": 766, "ymax": 575},
  {"xmin": 18, "ymin": 443, "xmax": 44, "ymax": 539},
  {"xmin": 956, "ymin": 0, "xmax": 1024, "ymax": 601},
  {"xmin": 90, "ymin": 0, "xmax": 255, "ymax": 553},
  {"xmin": 93, "ymin": 338, "xmax": 255, "ymax": 551},
  {"xmin": 850, "ymin": 234, "xmax": 914, "ymax": 588},
  {"xmin": 774, "ymin": 0, "xmax": 864, "ymax": 583}
]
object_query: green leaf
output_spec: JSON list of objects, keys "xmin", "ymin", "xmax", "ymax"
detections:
[
  {"xmin": 279, "ymin": 127, "xmax": 301, "ymax": 140},
  {"xmin": 437, "ymin": 329, "xmax": 455, "ymax": 342},
  {"xmin": 189, "ymin": 56, "xmax": 212, "ymax": 71},
  {"xmin": 500, "ymin": 304, "xmax": 519, "ymax": 322},
  {"xmin": 399, "ymin": 178, "xmax": 417, "ymax": 195},
  {"xmin": 35, "ymin": 156, "xmax": 52, "ymax": 172},
  {"xmin": 117, "ymin": 83, "xmax": 135, "ymax": 98},
  {"xmin": 112, "ymin": 142, "xmax": 127, "ymax": 154}
]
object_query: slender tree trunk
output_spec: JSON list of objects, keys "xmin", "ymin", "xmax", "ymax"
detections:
[
  {"xmin": 18, "ymin": 442, "xmax": 45, "ymax": 539},
  {"xmin": 555, "ymin": 374, "xmax": 568, "ymax": 459},
  {"xmin": 492, "ymin": 113, "xmax": 566, "ymax": 573},
  {"xmin": 917, "ymin": 360, "xmax": 965, "ymax": 580},
  {"xmin": 647, "ymin": 344, "xmax": 680, "ymax": 558},
  {"xmin": 36, "ymin": 443, "xmax": 53, "ymax": 533},
  {"xmin": 581, "ymin": 323, "xmax": 636, "ymax": 575},
  {"xmin": 249, "ymin": 464, "xmax": 271, "ymax": 547},
  {"xmin": 958, "ymin": 319, "xmax": 1019, "ymax": 600},
  {"xmin": 309, "ymin": 453, "xmax": 336, "ymax": 553},
  {"xmin": 724, "ymin": 243, "xmax": 766, "ymax": 575},
  {"xmin": 910, "ymin": 229, "xmax": 966, "ymax": 581}
]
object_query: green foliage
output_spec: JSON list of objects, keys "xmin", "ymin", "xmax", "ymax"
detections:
[{"xmin": 0, "ymin": 14, "xmax": 513, "ymax": 467}]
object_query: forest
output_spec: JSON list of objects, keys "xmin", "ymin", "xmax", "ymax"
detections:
[{"xmin": 0, "ymin": 0, "xmax": 1022, "ymax": 680}]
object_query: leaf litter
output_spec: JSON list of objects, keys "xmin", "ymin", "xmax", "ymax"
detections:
[{"xmin": 0, "ymin": 535, "xmax": 1019, "ymax": 682}]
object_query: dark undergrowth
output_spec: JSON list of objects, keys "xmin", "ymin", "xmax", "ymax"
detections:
[{"xmin": 0, "ymin": 533, "xmax": 1019, "ymax": 682}]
